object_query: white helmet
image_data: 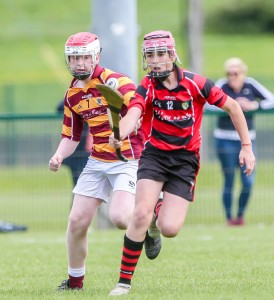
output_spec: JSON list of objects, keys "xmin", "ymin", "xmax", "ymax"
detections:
[{"xmin": 65, "ymin": 32, "xmax": 101, "ymax": 80}]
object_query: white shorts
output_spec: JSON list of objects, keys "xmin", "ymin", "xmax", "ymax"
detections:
[{"xmin": 72, "ymin": 157, "xmax": 138, "ymax": 203}]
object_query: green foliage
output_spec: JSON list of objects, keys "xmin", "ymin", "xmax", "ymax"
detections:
[{"xmin": 206, "ymin": 0, "xmax": 274, "ymax": 34}]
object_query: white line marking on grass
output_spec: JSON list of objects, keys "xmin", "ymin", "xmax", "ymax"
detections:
[{"xmin": 40, "ymin": 43, "xmax": 70, "ymax": 88}]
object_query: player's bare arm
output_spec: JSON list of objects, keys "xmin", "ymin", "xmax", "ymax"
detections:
[
  {"xmin": 49, "ymin": 138, "xmax": 79, "ymax": 172},
  {"xmin": 221, "ymin": 96, "xmax": 256, "ymax": 176}
]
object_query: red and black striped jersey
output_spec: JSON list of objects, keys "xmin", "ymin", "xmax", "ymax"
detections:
[
  {"xmin": 131, "ymin": 65, "xmax": 227, "ymax": 152},
  {"xmin": 61, "ymin": 65, "xmax": 144, "ymax": 162}
]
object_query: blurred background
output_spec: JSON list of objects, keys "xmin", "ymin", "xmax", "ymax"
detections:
[{"xmin": 0, "ymin": 0, "xmax": 273, "ymax": 231}]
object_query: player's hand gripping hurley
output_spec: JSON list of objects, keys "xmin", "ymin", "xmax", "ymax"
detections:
[{"xmin": 96, "ymin": 84, "xmax": 128, "ymax": 162}]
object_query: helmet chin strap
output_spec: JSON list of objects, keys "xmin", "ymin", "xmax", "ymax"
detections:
[
  {"xmin": 72, "ymin": 73, "xmax": 91, "ymax": 80},
  {"xmin": 71, "ymin": 64, "xmax": 96, "ymax": 80},
  {"xmin": 150, "ymin": 70, "xmax": 171, "ymax": 81},
  {"xmin": 149, "ymin": 63, "xmax": 175, "ymax": 81}
]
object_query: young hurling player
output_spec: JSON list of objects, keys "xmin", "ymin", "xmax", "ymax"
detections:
[
  {"xmin": 49, "ymin": 32, "xmax": 144, "ymax": 290},
  {"xmin": 108, "ymin": 30, "xmax": 256, "ymax": 296}
]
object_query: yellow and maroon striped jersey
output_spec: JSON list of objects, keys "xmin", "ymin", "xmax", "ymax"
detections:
[{"xmin": 61, "ymin": 65, "xmax": 144, "ymax": 162}]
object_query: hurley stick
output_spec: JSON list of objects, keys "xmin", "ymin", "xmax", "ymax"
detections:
[{"xmin": 96, "ymin": 84, "xmax": 128, "ymax": 162}]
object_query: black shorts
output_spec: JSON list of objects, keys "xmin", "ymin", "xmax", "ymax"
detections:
[{"xmin": 137, "ymin": 143, "xmax": 200, "ymax": 202}]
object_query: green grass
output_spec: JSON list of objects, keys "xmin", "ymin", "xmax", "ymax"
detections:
[
  {"xmin": 0, "ymin": 226, "xmax": 273, "ymax": 300},
  {"xmin": 0, "ymin": 154, "xmax": 273, "ymax": 300},
  {"xmin": 1, "ymin": 160, "xmax": 273, "ymax": 231},
  {"xmin": 0, "ymin": 166, "xmax": 71, "ymax": 231},
  {"xmin": 0, "ymin": 2, "xmax": 274, "ymax": 298}
]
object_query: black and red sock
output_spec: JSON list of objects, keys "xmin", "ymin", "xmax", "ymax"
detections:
[
  {"xmin": 118, "ymin": 235, "xmax": 144, "ymax": 286},
  {"xmin": 154, "ymin": 198, "xmax": 163, "ymax": 220}
]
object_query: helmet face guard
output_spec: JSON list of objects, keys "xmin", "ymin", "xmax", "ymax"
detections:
[
  {"xmin": 65, "ymin": 32, "xmax": 101, "ymax": 80},
  {"xmin": 142, "ymin": 30, "xmax": 181, "ymax": 81}
]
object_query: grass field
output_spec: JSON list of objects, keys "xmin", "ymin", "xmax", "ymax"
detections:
[
  {"xmin": 0, "ymin": 226, "xmax": 273, "ymax": 300},
  {"xmin": 0, "ymin": 1, "xmax": 274, "ymax": 299},
  {"xmin": 1, "ymin": 160, "xmax": 274, "ymax": 231},
  {"xmin": 0, "ymin": 161, "xmax": 273, "ymax": 299}
]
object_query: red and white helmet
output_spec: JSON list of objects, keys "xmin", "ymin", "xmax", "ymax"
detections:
[
  {"xmin": 142, "ymin": 30, "xmax": 181, "ymax": 61},
  {"xmin": 142, "ymin": 30, "xmax": 181, "ymax": 80},
  {"xmin": 65, "ymin": 32, "xmax": 101, "ymax": 80}
]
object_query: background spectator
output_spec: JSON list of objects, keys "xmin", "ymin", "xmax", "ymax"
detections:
[{"xmin": 206, "ymin": 57, "xmax": 274, "ymax": 226}]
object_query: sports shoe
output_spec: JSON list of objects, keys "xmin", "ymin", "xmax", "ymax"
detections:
[
  {"xmin": 109, "ymin": 283, "xmax": 131, "ymax": 296},
  {"xmin": 235, "ymin": 217, "xmax": 245, "ymax": 226},
  {"xmin": 227, "ymin": 217, "xmax": 245, "ymax": 226},
  {"xmin": 0, "ymin": 221, "xmax": 27, "ymax": 232},
  {"xmin": 227, "ymin": 218, "xmax": 236, "ymax": 226},
  {"xmin": 148, "ymin": 216, "xmax": 161, "ymax": 239},
  {"xmin": 144, "ymin": 232, "xmax": 162, "ymax": 260},
  {"xmin": 144, "ymin": 217, "xmax": 162, "ymax": 260},
  {"xmin": 57, "ymin": 279, "xmax": 82, "ymax": 291}
]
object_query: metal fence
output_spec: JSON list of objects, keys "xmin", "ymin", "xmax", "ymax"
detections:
[{"xmin": 0, "ymin": 111, "xmax": 273, "ymax": 231}]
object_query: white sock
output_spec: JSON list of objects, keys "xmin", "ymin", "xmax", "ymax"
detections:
[{"xmin": 68, "ymin": 266, "xmax": 85, "ymax": 277}]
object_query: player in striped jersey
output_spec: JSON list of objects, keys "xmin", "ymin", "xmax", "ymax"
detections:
[
  {"xmin": 109, "ymin": 30, "xmax": 256, "ymax": 296},
  {"xmin": 49, "ymin": 32, "xmax": 143, "ymax": 290}
]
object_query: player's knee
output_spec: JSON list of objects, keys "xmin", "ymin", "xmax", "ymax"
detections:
[
  {"xmin": 68, "ymin": 213, "xmax": 90, "ymax": 235},
  {"xmin": 159, "ymin": 222, "xmax": 181, "ymax": 238},
  {"xmin": 161, "ymin": 227, "xmax": 179, "ymax": 238},
  {"xmin": 133, "ymin": 208, "xmax": 152, "ymax": 228},
  {"xmin": 109, "ymin": 213, "xmax": 129, "ymax": 230}
]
